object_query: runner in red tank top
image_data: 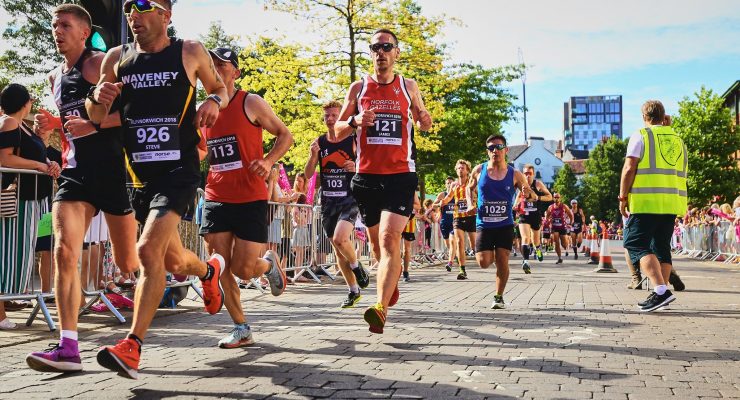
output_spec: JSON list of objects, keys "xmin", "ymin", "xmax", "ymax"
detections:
[
  {"xmin": 334, "ymin": 28, "xmax": 433, "ymax": 334},
  {"xmin": 200, "ymin": 47, "xmax": 293, "ymax": 349},
  {"xmin": 545, "ymin": 193, "xmax": 574, "ymax": 264}
]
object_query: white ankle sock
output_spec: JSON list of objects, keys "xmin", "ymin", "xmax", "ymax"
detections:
[
  {"xmin": 61, "ymin": 330, "xmax": 78, "ymax": 341},
  {"xmin": 654, "ymin": 285, "xmax": 667, "ymax": 296}
]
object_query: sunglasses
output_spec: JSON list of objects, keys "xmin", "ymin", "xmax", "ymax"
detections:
[
  {"xmin": 124, "ymin": 0, "xmax": 167, "ymax": 15},
  {"xmin": 486, "ymin": 144, "xmax": 506, "ymax": 151},
  {"xmin": 369, "ymin": 42, "xmax": 396, "ymax": 53}
]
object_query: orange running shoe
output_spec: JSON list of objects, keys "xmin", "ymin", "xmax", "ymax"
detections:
[
  {"xmin": 363, "ymin": 303, "xmax": 386, "ymax": 334},
  {"xmin": 202, "ymin": 253, "xmax": 225, "ymax": 315},
  {"xmin": 97, "ymin": 338, "xmax": 140, "ymax": 379},
  {"xmin": 388, "ymin": 284, "xmax": 399, "ymax": 307}
]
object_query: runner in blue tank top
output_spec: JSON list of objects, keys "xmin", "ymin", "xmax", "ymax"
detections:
[{"xmin": 466, "ymin": 134, "xmax": 535, "ymax": 309}]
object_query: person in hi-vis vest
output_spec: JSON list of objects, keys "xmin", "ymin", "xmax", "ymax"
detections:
[{"xmin": 619, "ymin": 100, "xmax": 687, "ymax": 313}]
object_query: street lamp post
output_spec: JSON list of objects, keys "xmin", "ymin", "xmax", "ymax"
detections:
[{"xmin": 518, "ymin": 47, "xmax": 527, "ymax": 143}]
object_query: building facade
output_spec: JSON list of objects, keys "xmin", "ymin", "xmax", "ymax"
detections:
[
  {"xmin": 563, "ymin": 95, "xmax": 622, "ymax": 151},
  {"xmin": 507, "ymin": 137, "xmax": 564, "ymax": 188}
]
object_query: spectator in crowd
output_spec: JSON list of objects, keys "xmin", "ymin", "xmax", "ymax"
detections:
[
  {"xmin": 420, "ymin": 198, "xmax": 435, "ymax": 248},
  {"xmin": 291, "ymin": 193, "xmax": 311, "ymax": 281},
  {"xmin": 267, "ymin": 167, "xmax": 289, "ymax": 254},
  {"xmin": 1, "ymin": 83, "xmax": 61, "ymax": 330}
]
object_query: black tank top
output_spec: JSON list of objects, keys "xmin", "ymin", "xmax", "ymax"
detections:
[
  {"xmin": 522, "ymin": 179, "xmax": 546, "ymax": 214},
  {"xmin": 573, "ymin": 208, "xmax": 583, "ymax": 225},
  {"xmin": 118, "ymin": 38, "xmax": 199, "ymax": 184},
  {"xmin": 53, "ymin": 48, "xmax": 125, "ymax": 171},
  {"xmin": 318, "ymin": 133, "xmax": 355, "ymax": 204}
]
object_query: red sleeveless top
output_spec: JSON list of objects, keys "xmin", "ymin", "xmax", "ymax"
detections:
[
  {"xmin": 204, "ymin": 90, "xmax": 268, "ymax": 203},
  {"xmin": 356, "ymin": 74, "xmax": 415, "ymax": 174}
]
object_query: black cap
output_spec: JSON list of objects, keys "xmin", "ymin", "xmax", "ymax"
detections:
[{"xmin": 209, "ymin": 47, "xmax": 239, "ymax": 69}]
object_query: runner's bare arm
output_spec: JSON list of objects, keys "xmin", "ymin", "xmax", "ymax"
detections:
[
  {"xmin": 466, "ymin": 165, "xmax": 482, "ymax": 210},
  {"xmin": 33, "ymin": 73, "xmax": 63, "ymax": 133},
  {"xmin": 246, "ymin": 94, "xmax": 293, "ymax": 176},
  {"xmin": 187, "ymin": 41, "xmax": 228, "ymax": 128},
  {"xmin": 335, "ymin": 81, "xmax": 373, "ymax": 141},
  {"xmin": 86, "ymin": 46, "xmax": 123, "ymax": 124},
  {"xmin": 303, "ymin": 139, "xmax": 320, "ymax": 180},
  {"xmin": 405, "ymin": 78, "xmax": 433, "ymax": 131},
  {"xmin": 536, "ymin": 180, "xmax": 553, "ymax": 202},
  {"xmin": 514, "ymin": 170, "xmax": 533, "ymax": 200}
]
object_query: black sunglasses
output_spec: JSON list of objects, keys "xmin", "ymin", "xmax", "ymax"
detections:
[
  {"xmin": 486, "ymin": 144, "xmax": 506, "ymax": 151},
  {"xmin": 370, "ymin": 42, "xmax": 396, "ymax": 53}
]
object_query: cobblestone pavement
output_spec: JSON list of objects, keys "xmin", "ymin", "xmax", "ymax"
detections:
[{"xmin": 1, "ymin": 243, "xmax": 739, "ymax": 399}]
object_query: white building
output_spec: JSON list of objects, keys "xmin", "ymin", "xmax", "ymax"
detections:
[{"xmin": 507, "ymin": 136, "xmax": 564, "ymax": 188}]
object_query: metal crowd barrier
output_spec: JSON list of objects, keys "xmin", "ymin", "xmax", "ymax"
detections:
[
  {"xmin": 1, "ymin": 167, "xmax": 56, "ymax": 330},
  {"xmin": 676, "ymin": 222, "xmax": 739, "ymax": 264}
]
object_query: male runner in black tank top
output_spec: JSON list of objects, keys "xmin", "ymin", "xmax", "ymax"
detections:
[
  {"xmin": 86, "ymin": 0, "xmax": 228, "ymax": 380},
  {"xmin": 570, "ymin": 199, "xmax": 586, "ymax": 258},
  {"xmin": 514, "ymin": 164, "xmax": 552, "ymax": 273},
  {"xmin": 26, "ymin": 4, "xmax": 139, "ymax": 375},
  {"xmin": 304, "ymin": 100, "xmax": 370, "ymax": 309}
]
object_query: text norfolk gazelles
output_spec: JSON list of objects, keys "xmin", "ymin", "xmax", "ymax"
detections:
[{"xmin": 121, "ymin": 71, "xmax": 179, "ymax": 89}]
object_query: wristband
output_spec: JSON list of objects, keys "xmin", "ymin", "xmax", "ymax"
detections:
[
  {"xmin": 348, "ymin": 115, "xmax": 358, "ymax": 129},
  {"xmin": 86, "ymin": 86, "xmax": 101, "ymax": 105}
]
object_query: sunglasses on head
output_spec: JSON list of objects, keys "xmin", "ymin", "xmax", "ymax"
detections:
[
  {"xmin": 486, "ymin": 143, "xmax": 506, "ymax": 151},
  {"xmin": 369, "ymin": 42, "xmax": 396, "ymax": 53},
  {"xmin": 124, "ymin": 0, "xmax": 167, "ymax": 15}
]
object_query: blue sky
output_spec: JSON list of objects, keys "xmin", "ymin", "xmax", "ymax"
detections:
[{"xmin": 2, "ymin": 0, "xmax": 738, "ymax": 145}]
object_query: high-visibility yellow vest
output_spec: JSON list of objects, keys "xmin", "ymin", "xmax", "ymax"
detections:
[{"xmin": 628, "ymin": 125, "xmax": 688, "ymax": 215}]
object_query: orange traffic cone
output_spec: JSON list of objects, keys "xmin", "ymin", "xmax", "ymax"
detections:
[
  {"xmin": 594, "ymin": 231, "xmax": 617, "ymax": 273},
  {"xmin": 582, "ymin": 233, "xmax": 591, "ymax": 259},
  {"xmin": 588, "ymin": 233, "xmax": 600, "ymax": 264}
]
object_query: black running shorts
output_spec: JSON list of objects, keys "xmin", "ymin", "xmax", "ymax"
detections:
[
  {"xmin": 54, "ymin": 168, "xmax": 133, "ymax": 216},
  {"xmin": 321, "ymin": 199, "xmax": 359, "ymax": 238},
  {"xmin": 453, "ymin": 215, "xmax": 476, "ymax": 233},
  {"xmin": 517, "ymin": 213, "xmax": 542, "ymax": 230},
  {"xmin": 350, "ymin": 172, "xmax": 417, "ymax": 228},
  {"xmin": 200, "ymin": 200, "xmax": 268, "ymax": 243},
  {"xmin": 475, "ymin": 225, "xmax": 515, "ymax": 253},
  {"xmin": 130, "ymin": 169, "xmax": 199, "ymax": 225}
]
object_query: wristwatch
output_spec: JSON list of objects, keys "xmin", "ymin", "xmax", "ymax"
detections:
[
  {"xmin": 86, "ymin": 86, "xmax": 100, "ymax": 105},
  {"xmin": 206, "ymin": 94, "xmax": 223, "ymax": 107},
  {"xmin": 348, "ymin": 115, "xmax": 358, "ymax": 129}
]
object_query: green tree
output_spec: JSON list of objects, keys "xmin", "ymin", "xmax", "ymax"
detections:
[
  {"xmin": 0, "ymin": 0, "xmax": 67, "ymax": 78},
  {"xmin": 553, "ymin": 163, "xmax": 579, "ymax": 203},
  {"xmin": 673, "ymin": 86, "xmax": 740, "ymax": 206},
  {"xmin": 237, "ymin": 36, "xmax": 322, "ymax": 168},
  {"xmin": 581, "ymin": 137, "xmax": 627, "ymax": 222},
  {"xmin": 422, "ymin": 64, "xmax": 522, "ymax": 175}
]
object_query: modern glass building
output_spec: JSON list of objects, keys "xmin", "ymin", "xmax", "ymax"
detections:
[{"xmin": 563, "ymin": 95, "xmax": 622, "ymax": 151}]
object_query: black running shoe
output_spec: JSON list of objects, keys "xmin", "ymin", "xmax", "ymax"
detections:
[
  {"xmin": 522, "ymin": 261, "xmax": 531, "ymax": 274},
  {"xmin": 640, "ymin": 290, "xmax": 675, "ymax": 312},
  {"xmin": 668, "ymin": 271, "xmax": 685, "ymax": 291},
  {"xmin": 445, "ymin": 263, "xmax": 452, "ymax": 272},
  {"xmin": 341, "ymin": 291, "xmax": 362, "ymax": 308},
  {"xmin": 402, "ymin": 271, "xmax": 410, "ymax": 282},
  {"xmin": 638, "ymin": 292, "xmax": 656, "ymax": 307},
  {"xmin": 555, "ymin": 258, "xmax": 563, "ymax": 264},
  {"xmin": 352, "ymin": 262, "xmax": 370, "ymax": 289},
  {"xmin": 456, "ymin": 271, "xmax": 468, "ymax": 280}
]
